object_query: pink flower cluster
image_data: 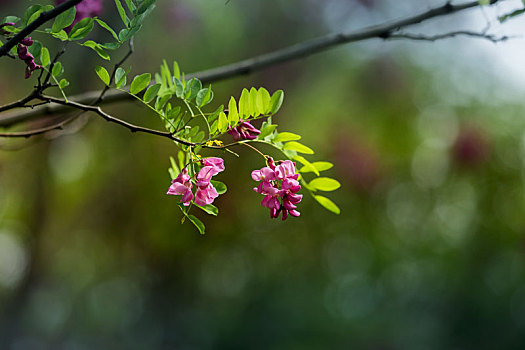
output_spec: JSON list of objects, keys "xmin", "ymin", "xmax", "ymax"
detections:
[
  {"xmin": 167, "ymin": 157, "xmax": 224, "ymax": 207},
  {"xmin": 252, "ymin": 158, "xmax": 302, "ymax": 220},
  {"xmin": 16, "ymin": 37, "xmax": 42, "ymax": 79}
]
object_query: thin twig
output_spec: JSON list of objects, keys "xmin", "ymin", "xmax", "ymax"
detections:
[{"xmin": 390, "ymin": 31, "xmax": 510, "ymax": 43}]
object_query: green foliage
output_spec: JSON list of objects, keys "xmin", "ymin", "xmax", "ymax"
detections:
[
  {"xmin": 52, "ymin": 6, "xmax": 76, "ymax": 33},
  {"xmin": 196, "ymin": 204, "xmax": 219, "ymax": 216},
  {"xmin": 314, "ymin": 195, "xmax": 340, "ymax": 214},
  {"xmin": 82, "ymin": 41, "xmax": 110, "ymax": 60},
  {"xmin": 308, "ymin": 177, "xmax": 341, "ymax": 192},
  {"xmin": 69, "ymin": 18, "xmax": 94, "ymax": 40},
  {"xmin": 130, "ymin": 73, "xmax": 151, "ymax": 94},
  {"xmin": 143, "ymin": 83, "xmax": 161, "ymax": 103},
  {"xmin": 40, "ymin": 47, "xmax": 50, "ymax": 67},
  {"xmin": 282, "ymin": 141, "xmax": 314, "ymax": 154},
  {"xmin": 188, "ymin": 215, "xmax": 205, "ymax": 234},
  {"xmin": 273, "ymin": 132, "xmax": 301, "ymax": 143},
  {"xmin": 95, "ymin": 66, "xmax": 110, "ymax": 86}
]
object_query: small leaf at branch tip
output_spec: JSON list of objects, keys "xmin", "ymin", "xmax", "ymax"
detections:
[
  {"xmin": 269, "ymin": 90, "xmax": 284, "ymax": 114},
  {"xmin": 314, "ymin": 195, "xmax": 341, "ymax": 215}
]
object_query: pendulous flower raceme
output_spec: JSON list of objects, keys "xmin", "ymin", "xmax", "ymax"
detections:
[
  {"xmin": 167, "ymin": 157, "xmax": 225, "ymax": 207},
  {"xmin": 16, "ymin": 37, "xmax": 42, "ymax": 79},
  {"xmin": 252, "ymin": 158, "xmax": 303, "ymax": 220}
]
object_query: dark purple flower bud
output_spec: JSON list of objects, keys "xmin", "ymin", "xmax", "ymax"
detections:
[
  {"xmin": 17, "ymin": 42, "xmax": 41, "ymax": 79},
  {"xmin": 19, "ymin": 37, "xmax": 33, "ymax": 46},
  {"xmin": 227, "ymin": 119, "xmax": 261, "ymax": 141}
]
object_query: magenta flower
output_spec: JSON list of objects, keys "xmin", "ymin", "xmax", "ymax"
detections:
[
  {"xmin": 195, "ymin": 183, "xmax": 219, "ymax": 206},
  {"xmin": 227, "ymin": 119, "xmax": 261, "ymax": 141},
  {"xmin": 16, "ymin": 38, "xmax": 42, "ymax": 79},
  {"xmin": 167, "ymin": 168, "xmax": 193, "ymax": 206},
  {"xmin": 55, "ymin": 0, "xmax": 104, "ymax": 32},
  {"xmin": 252, "ymin": 158, "xmax": 302, "ymax": 220},
  {"xmin": 167, "ymin": 157, "xmax": 225, "ymax": 207},
  {"xmin": 201, "ymin": 157, "xmax": 225, "ymax": 175}
]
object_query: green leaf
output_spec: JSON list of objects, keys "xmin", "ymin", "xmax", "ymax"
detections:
[
  {"xmin": 136, "ymin": 0, "xmax": 156, "ymax": 15},
  {"xmin": 196, "ymin": 204, "xmax": 218, "ymax": 216},
  {"xmin": 258, "ymin": 124, "xmax": 277, "ymax": 139},
  {"xmin": 52, "ymin": 62, "xmax": 63, "ymax": 77},
  {"xmin": 115, "ymin": 67, "xmax": 127, "ymax": 88},
  {"xmin": 95, "ymin": 66, "xmax": 110, "ymax": 86},
  {"xmin": 249, "ymin": 87, "xmax": 259, "ymax": 116},
  {"xmin": 238, "ymin": 88, "xmax": 250, "ymax": 117},
  {"xmin": 118, "ymin": 25, "xmax": 141, "ymax": 42},
  {"xmin": 52, "ymin": 6, "xmax": 76, "ymax": 33},
  {"xmin": 282, "ymin": 141, "xmax": 314, "ymax": 154},
  {"xmin": 172, "ymin": 61, "xmax": 180, "ymax": 80},
  {"xmin": 211, "ymin": 180, "xmax": 227, "ymax": 195},
  {"xmin": 143, "ymin": 83, "xmax": 161, "ymax": 103},
  {"xmin": 27, "ymin": 41, "xmax": 42, "ymax": 60},
  {"xmin": 257, "ymin": 87, "xmax": 271, "ymax": 114},
  {"xmin": 69, "ymin": 18, "xmax": 94, "ymax": 40},
  {"xmin": 130, "ymin": 73, "xmax": 151, "ymax": 94},
  {"xmin": 95, "ymin": 18, "xmax": 120, "ymax": 42},
  {"xmin": 40, "ymin": 47, "xmax": 50, "ymax": 67},
  {"xmin": 187, "ymin": 215, "xmax": 205, "ymax": 235},
  {"xmin": 300, "ymin": 161, "xmax": 333, "ymax": 173},
  {"xmin": 218, "ymin": 111, "xmax": 229, "ymax": 133},
  {"xmin": 196, "ymin": 85, "xmax": 213, "ymax": 107},
  {"xmin": 27, "ymin": 10, "xmax": 43, "ymax": 26},
  {"xmin": 314, "ymin": 195, "xmax": 340, "ymax": 215},
  {"xmin": 22, "ymin": 5, "xmax": 42, "ymax": 26},
  {"xmin": 210, "ymin": 120, "xmax": 218, "ymax": 134},
  {"xmin": 478, "ymin": 0, "xmax": 490, "ymax": 4},
  {"xmin": 309, "ymin": 177, "xmax": 341, "ymax": 191},
  {"xmin": 184, "ymin": 78, "xmax": 202, "ymax": 100},
  {"xmin": 52, "ymin": 30, "xmax": 69, "ymax": 41},
  {"xmin": 174, "ymin": 78, "xmax": 184, "ymax": 98},
  {"xmin": 124, "ymin": 0, "xmax": 136, "ymax": 12},
  {"xmin": 273, "ymin": 132, "xmax": 301, "ymax": 143},
  {"xmin": 208, "ymin": 105, "xmax": 223, "ymax": 123},
  {"xmin": 269, "ymin": 90, "xmax": 284, "ymax": 114},
  {"xmin": 82, "ymin": 40, "xmax": 110, "ymax": 60},
  {"xmin": 155, "ymin": 95, "xmax": 170, "ymax": 110},
  {"xmin": 168, "ymin": 106, "xmax": 181, "ymax": 119},
  {"xmin": 227, "ymin": 97, "xmax": 239, "ymax": 125},
  {"xmin": 59, "ymin": 78, "xmax": 69, "ymax": 89},
  {"xmin": 114, "ymin": 0, "xmax": 129, "ymax": 26}
]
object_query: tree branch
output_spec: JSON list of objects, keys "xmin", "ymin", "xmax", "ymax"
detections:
[
  {"xmin": 36, "ymin": 95, "xmax": 195, "ymax": 145},
  {"xmin": 0, "ymin": 0, "xmax": 83, "ymax": 58},
  {"xmin": 390, "ymin": 30, "xmax": 510, "ymax": 43},
  {"xmin": 0, "ymin": 0, "xmax": 502, "ymax": 127}
]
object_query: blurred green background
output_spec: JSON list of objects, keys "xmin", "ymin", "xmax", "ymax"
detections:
[{"xmin": 2, "ymin": 0, "xmax": 525, "ymax": 349}]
